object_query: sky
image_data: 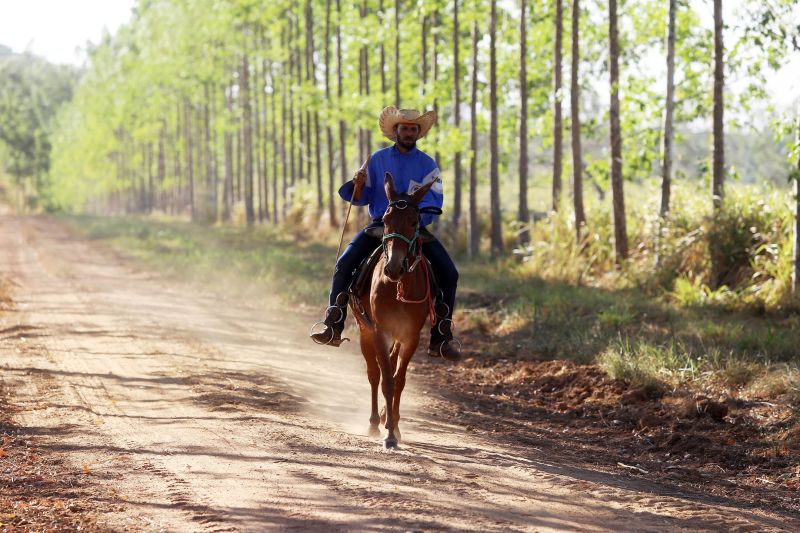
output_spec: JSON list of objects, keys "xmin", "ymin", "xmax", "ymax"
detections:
[
  {"xmin": 0, "ymin": 0, "xmax": 135, "ymax": 66},
  {"xmin": 0, "ymin": 0, "xmax": 796, "ymax": 110}
]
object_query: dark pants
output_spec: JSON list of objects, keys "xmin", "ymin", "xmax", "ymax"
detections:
[{"xmin": 329, "ymin": 224, "xmax": 458, "ymax": 336}]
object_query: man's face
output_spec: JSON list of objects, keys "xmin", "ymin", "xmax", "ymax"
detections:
[{"xmin": 395, "ymin": 123, "xmax": 420, "ymax": 150}]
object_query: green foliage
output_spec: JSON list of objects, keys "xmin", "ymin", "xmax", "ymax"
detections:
[
  {"xmin": 0, "ymin": 51, "xmax": 77, "ymax": 201},
  {"xmin": 65, "ymin": 205, "xmax": 800, "ymax": 398}
]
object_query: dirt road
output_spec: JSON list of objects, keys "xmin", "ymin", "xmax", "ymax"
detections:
[{"xmin": 0, "ymin": 214, "xmax": 796, "ymax": 532}]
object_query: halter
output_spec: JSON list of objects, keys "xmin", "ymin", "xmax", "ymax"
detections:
[
  {"xmin": 381, "ymin": 200, "xmax": 422, "ymax": 271},
  {"xmin": 381, "ymin": 199, "xmax": 436, "ymax": 324}
]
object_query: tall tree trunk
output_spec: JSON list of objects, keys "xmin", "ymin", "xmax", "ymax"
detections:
[
  {"xmin": 421, "ymin": 10, "xmax": 429, "ymax": 101},
  {"xmin": 518, "ymin": 0, "xmax": 530, "ymax": 246},
  {"xmin": 157, "ymin": 128, "xmax": 166, "ymax": 212},
  {"xmin": 359, "ymin": 0, "xmax": 368, "ymax": 163},
  {"xmin": 325, "ymin": 0, "xmax": 338, "ymax": 226},
  {"xmin": 288, "ymin": 16, "xmax": 298, "ymax": 188},
  {"xmin": 146, "ymin": 143, "xmax": 154, "ymax": 213},
  {"xmin": 364, "ymin": 4, "xmax": 372, "ymax": 159},
  {"xmin": 379, "ymin": 0, "xmax": 387, "ymax": 106},
  {"xmin": 452, "ymin": 0, "xmax": 462, "ymax": 230},
  {"xmin": 307, "ymin": 0, "xmax": 322, "ymax": 215},
  {"xmin": 252, "ymin": 48, "xmax": 263, "ymax": 223},
  {"xmin": 305, "ymin": 1, "xmax": 314, "ymax": 189},
  {"xmin": 660, "ymin": 0, "xmax": 676, "ymax": 218},
  {"xmin": 236, "ymin": 126, "xmax": 242, "ymax": 202},
  {"xmin": 712, "ymin": 0, "xmax": 725, "ymax": 210},
  {"xmin": 570, "ymin": 0, "xmax": 586, "ymax": 239},
  {"xmin": 394, "ymin": 0, "xmax": 401, "ymax": 106},
  {"xmin": 553, "ymin": 0, "xmax": 563, "ymax": 212},
  {"xmin": 468, "ymin": 17, "xmax": 480, "ymax": 258},
  {"xmin": 270, "ymin": 61, "xmax": 279, "ymax": 224},
  {"xmin": 261, "ymin": 56, "xmax": 270, "ymax": 223},
  {"xmin": 242, "ymin": 54, "xmax": 255, "ymax": 226},
  {"xmin": 140, "ymin": 144, "xmax": 146, "ymax": 213},
  {"xmin": 173, "ymin": 102, "xmax": 182, "ymax": 216},
  {"xmin": 210, "ymin": 82, "xmax": 219, "ymax": 221},
  {"xmin": 489, "ymin": 0, "xmax": 503, "ymax": 255},
  {"xmin": 281, "ymin": 36, "xmax": 289, "ymax": 220},
  {"xmin": 793, "ymin": 117, "xmax": 800, "ymax": 296},
  {"xmin": 204, "ymin": 83, "xmax": 217, "ymax": 221},
  {"xmin": 432, "ymin": 9, "xmax": 440, "ymax": 169},
  {"xmin": 609, "ymin": 0, "xmax": 627, "ymax": 263},
  {"xmin": 337, "ymin": 0, "xmax": 347, "ymax": 199},
  {"xmin": 184, "ymin": 100, "xmax": 196, "ymax": 221},
  {"xmin": 223, "ymin": 82, "xmax": 233, "ymax": 222}
]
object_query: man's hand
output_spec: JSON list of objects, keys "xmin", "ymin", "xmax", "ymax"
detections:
[
  {"xmin": 353, "ymin": 167, "xmax": 367, "ymax": 188},
  {"xmin": 352, "ymin": 153, "xmax": 371, "ymax": 201}
]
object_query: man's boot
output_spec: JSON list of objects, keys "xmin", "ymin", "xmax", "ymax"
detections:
[
  {"xmin": 428, "ymin": 319, "xmax": 461, "ymax": 361},
  {"xmin": 310, "ymin": 294, "xmax": 348, "ymax": 347}
]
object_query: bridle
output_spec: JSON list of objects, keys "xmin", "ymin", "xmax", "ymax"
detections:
[
  {"xmin": 381, "ymin": 199, "xmax": 423, "ymax": 273},
  {"xmin": 381, "ymin": 200, "xmax": 441, "ymax": 324}
]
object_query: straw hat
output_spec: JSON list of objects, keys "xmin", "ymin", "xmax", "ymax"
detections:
[{"xmin": 379, "ymin": 106, "xmax": 437, "ymax": 141}]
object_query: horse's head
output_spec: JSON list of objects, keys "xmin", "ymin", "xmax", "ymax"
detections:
[{"xmin": 382, "ymin": 172, "xmax": 434, "ymax": 282}]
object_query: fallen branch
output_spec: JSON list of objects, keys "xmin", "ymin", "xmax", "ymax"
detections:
[{"xmin": 617, "ymin": 462, "xmax": 648, "ymax": 474}]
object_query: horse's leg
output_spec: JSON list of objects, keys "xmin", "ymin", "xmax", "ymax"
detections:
[
  {"xmin": 375, "ymin": 335, "xmax": 397, "ymax": 448},
  {"xmin": 391, "ymin": 342, "xmax": 418, "ymax": 443},
  {"xmin": 360, "ymin": 329, "xmax": 381, "ymax": 437},
  {"xmin": 389, "ymin": 341, "xmax": 401, "ymax": 374},
  {"xmin": 380, "ymin": 342, "xmax": 401, "ymax": 427}
]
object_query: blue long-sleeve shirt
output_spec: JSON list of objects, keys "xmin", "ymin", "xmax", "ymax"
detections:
[{"xmin": 338, "ymin": 145, "xmax": 443, "ymax": 226}]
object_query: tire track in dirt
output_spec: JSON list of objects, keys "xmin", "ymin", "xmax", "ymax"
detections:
[{"xmin": 1, "ymin": 213, "xmax": 798, "ymax": 532}]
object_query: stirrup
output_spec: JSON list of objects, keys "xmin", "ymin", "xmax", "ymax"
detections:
[
  {"xmin": 309, "ymin": 303, "xmax": 349, "ymax": 346},
  {"xmin": 309, "ymin": 321, "xmax": 350, "ymax": 346},
  {"xmin": 429, "ymin": 337, "xmax": 462, "ymax": 357}
]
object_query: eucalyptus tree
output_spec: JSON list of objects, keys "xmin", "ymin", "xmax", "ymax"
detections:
[
  {"xmin": 794, "ymin": 116, "xmax": 800, "ymax": 296},
  {"xmin": 489, "ymin": 0, "xmax": 503, "ymax": 254},
  {"xmin": 712, "ymin": 0, "xmax": 724, "ymax": 210},
  {"xmin": 336, "ymin": 0, "xmax": 348, "ymax": 210},
  {"xmin": 395, "ymin": 0, "xmax": 401, "ymax": 106},
  {"xmin": 552, "ymin": 0, "xmax": 563, "ymax": 212},
  {"xmin": 451, "ymin": 0, "xmax": 463, "ymax": 230},
  {"xmin": 325, "ymin": 0, "xmax": 338, "ymax": 225},
  {"xmin": 570, "ymin": 0, "xmax": 585, "ymax": 238},
  {"xmin": 608, "ymin": 0, "xmax": 627, "ymax": 262},
  {"xmin": 0, "ymin": 52, "xmax": 76, "ymax": 203},
  {"xmin": 518, "ymin": 0, "xmax": 530, "ymax": 246},
  {"xmin": 467, "ymin": 4, "xmax": 480, "ymax": 258},
  {"xmin": 306, "ymin": 0, "xmax": 323, "ymax": 217},
  {"xmin": 660, "ymin": 0, "xmax": 677, "ymax": 218}
]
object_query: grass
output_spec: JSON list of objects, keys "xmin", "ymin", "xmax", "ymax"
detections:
[
  {"xmin": 62, "ymin": 214, "xmax": 334, "ymax": 306},
  {"xmin": 57, "ymin": 180, "xmax": 800, "ymax": 402}
]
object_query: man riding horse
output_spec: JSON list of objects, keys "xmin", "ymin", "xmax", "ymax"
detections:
[{"xmin": 310, "ymin": 106, "xmax": 461, "ymax": 361}]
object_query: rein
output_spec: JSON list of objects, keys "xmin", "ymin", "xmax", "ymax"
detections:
[{"xmin": 381, "ymin": 200, "xmax": 436, "ymax": 326}]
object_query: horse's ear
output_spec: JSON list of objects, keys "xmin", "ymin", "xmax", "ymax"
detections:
[
  {"xmin": 384, "ymin": 172, "xmax": 398, "ymax": 201},
  {"xmin": 410, "ymin": 179, "xmax": 435, "ymax": 205}
]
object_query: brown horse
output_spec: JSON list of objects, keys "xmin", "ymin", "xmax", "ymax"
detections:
[{"xmin": 352, "ymin": 171, "xmax": 436, "ymax": 448}]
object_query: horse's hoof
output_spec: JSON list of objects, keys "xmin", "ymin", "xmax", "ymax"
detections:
[
  {"xmin": 368, "ymin": 424, "xmax": 381, "ymax": 437},
  {"xmin": 384, "ymin": 437, "xmax": 398, "ymax": 449}
]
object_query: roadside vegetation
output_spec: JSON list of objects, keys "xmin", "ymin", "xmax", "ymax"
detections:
[
  {"xmin": 56, "ymin": 181, "xmax": 800, "ymax": 501},
  {"xmin": 61, "ymin": 179, "xmax": 800, "ymax": 405}
]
